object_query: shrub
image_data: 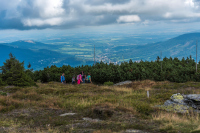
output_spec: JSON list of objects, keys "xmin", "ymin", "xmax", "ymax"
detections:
[
  {"xmin": 0, "ymin": 78, "xmax": 6, "ymax": 86},
  {"xmin": 0, "ymin": 96, "xmax": 23, "ymax": 112},
  {"xmin": 0, "ymin": 91, "xmax": 7, "ymax": 96},
  {"xmin": 4, "ymin": 87, "xmax": 22, "ymax": 93},
  {"xmin": 40, "ymin": 70, "xmax": 50, "ymax": 83},
  {"xmin": 104, "ymin": 81, "xmax": 114, "ymax": 86},
  {"xmin": 12, "ymin": 91, "xmax": 42, "ymax": 101},
  {"xmin": 132, "ymin": 101, "xmax": 154, "ymax": 116}
]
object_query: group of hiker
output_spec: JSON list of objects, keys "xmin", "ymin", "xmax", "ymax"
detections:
[{"xmin": 60, "ymin": 71, "xmax": 92, "ymax": 84}]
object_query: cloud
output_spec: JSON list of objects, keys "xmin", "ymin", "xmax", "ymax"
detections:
[
  {"xmin": 117, "ymin": 15, "xmax": 141, "ymax": 23},
  {"xmin": 0, "ymin": 0, "xmax": 200, "ymax": 30},
  {"xmin": 22, "ymin": 17, "xmax": 64, "ymax": 27}
]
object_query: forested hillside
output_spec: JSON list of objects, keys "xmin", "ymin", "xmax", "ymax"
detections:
[
  {"xmin": 32, "ymin": 55, "xmax": 200, "ymax": 84},
  {"xmin": 1, "ymin": 53, "xmax": 200, "ymax": 86}
]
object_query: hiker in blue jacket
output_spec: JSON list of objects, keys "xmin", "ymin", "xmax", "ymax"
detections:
[{"xmin": 61, "ymin": 73, "xmax": 66, "ymax": 84}]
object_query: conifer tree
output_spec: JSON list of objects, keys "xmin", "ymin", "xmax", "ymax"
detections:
[
  {"xmin": 1, "ymin": 53, "xmax": 36, "ymax": 86},
  {"xmin": 0, "ymin": 75, "xmax": 5, "ymax": 86}
]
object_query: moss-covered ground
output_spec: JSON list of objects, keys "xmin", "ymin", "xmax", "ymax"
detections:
[{"xmin": 0, "ymin": 80, "xmax": 200, "ymax": 133}]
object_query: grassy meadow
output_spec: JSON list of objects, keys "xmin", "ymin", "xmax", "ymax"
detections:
[{"xmin": 0, "ymin": 80, "xmax": 200, "ymax": 133}]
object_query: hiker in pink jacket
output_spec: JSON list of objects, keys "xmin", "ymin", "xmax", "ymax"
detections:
[{"xmin": 77, "ymin": 72, "xmax": 83, "ymax": 84}]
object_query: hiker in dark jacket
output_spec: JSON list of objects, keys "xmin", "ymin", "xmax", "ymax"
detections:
[
  {"xmin": 61, "ymin": 73, "xmax": 66, "ymax": 84},
  {"xmin": 72, "ymin": 75, "xmax": 75, "ymax": 84},
  {"xmin": 82, "ymin": 71, "xmax": 86, "ymax": 83}
]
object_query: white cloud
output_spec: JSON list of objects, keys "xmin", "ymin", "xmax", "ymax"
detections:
[
  {"xmin": 1, "ymin": 0, "xmax": 200, "ymax": 29},
  {"xmin": 117, "ymin": 15, "xmax": 141, "ymax": 23},
  {"xmin": 185, "ymin": 0, "xmax": 195, "ymax": 7},
  {"xmin": 22, "ymin": 17, "xmax": 64, "ymax": 26},
  {"xmin": 33, "ymin": 0, "xmax": 64, "ymax": 18}
]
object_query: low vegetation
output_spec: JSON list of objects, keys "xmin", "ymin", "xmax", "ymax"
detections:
[
  {"xmin": 0, "ymin": 80, "xmax": 200, "ymax": 132},
  {"xmin": 1, "ymin": 53, "xmax": 200, "ymax": 86},
  {"xmin": 1, "ymin": 54, "xmax": 200, "ymax": 132},
  {"xmin": 32, "ymin": 55, "xmax": 200, "ymax": 84},
  {"xmin": 103, "ymin": 81, "xmax": 114, "ymax": 86}
]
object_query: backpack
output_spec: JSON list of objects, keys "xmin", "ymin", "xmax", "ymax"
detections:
[{"xmin": 77, "ymin": 75, "xmax": 80, "ymax": 80}]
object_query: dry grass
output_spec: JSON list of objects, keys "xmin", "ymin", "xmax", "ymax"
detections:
[
  {"xmin": 153, "ymin": 112, "xmax": 191, "ymax": 124},
  {"xmin": 0, "ymin": 125, "xmax": 61, "ymax": 133},
  {"xmin": 193, "ymin": 125, "xmax": 200, "ymax": 132},
  {"xmin": 122, "ymin": 79, "xmax": 157, "ymax": 90},
  {"xmin": 153, "ymin": 111, "xmax": 200, "ymax": 132},
  {"xmin": 110, "ymin": 86, "xmax": 133, "ymax": 93},
  {"xmin": 1, "ymin": 80, "xmax": 200, "ymax": 132},
  {"xmin": 93, "ymin": 130, "xmax": 113, "ymax": 133}
]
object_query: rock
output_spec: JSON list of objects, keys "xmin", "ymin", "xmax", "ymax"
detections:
[
  {"xmin": 170, "ymin": 93, "xmax": 185, "ymax": 104},
  {"xmin": 156, "ymin": 93, "xmax": 200, "ymax": 113},
  {"xmin": 124, "ymin": 129, "xmax": 149, "ymax": 133},
  {"xmin": 185, "ymin": 94, "xmax": 200, "ymax": 101},
  {"xmin": 183, "ymin": 94, "xmax": 200, "ymax": 109},
  {"xmin": 83, "ymin": 117, "xmax": 101, "ymax": 122},
  {"xmin": 114, "ymin": 81, "xmax": 132, "ymax": 86},
  {"xmin": 59, "ymin": 113, "xmax": 76, "ymax": 116}
]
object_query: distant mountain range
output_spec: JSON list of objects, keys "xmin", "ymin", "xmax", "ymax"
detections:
[
  {"xmin": 0, "ymin": 41, "xmax": 93, "ymax": 70},
  {"xmin": 1, "ymin": 32, "xmax": 200, "ymax": 70},
  {"xmin": 110, "ymin": 33, "xmax": 200, "ymax": 62}
]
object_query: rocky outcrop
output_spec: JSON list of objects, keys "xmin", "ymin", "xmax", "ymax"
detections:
[{"xmin": 156, "ymin": 93, "xmax": 200, "ymax": 113}]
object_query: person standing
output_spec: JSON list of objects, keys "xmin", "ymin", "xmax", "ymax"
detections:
[
  {"xmin": 72, "ymin": 75, "xmax": 76, "ymax": 84},
  {"xmin": 61, "ymin": 73, "xmax": 66, "ymax": 84},
  {"xmin": 77, "ymin": 72, "xmax": 83, "ymax": 85},
  {"xmin": 87, "ymin": 73, "xmax": 92, "ymax": 83},
  {"xmin": 82, "ymin": 71, "xmax": 86, "ymax": 83}
]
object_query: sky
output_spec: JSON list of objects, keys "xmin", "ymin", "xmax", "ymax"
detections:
[{"xmin": 1, "ymin": 0, "xmax": 200, "ymax": 42}]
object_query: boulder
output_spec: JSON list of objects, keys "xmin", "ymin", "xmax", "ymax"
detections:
[
  {"xmin": 156, "ymin": 93, "xmax": 200, "ymax": 113},
  {"xmin": 183, "ymin": 94, "xmax": 200, "ymax": 109}
]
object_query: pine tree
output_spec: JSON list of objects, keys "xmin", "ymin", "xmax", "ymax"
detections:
[
  {"xmin": 156, "ymin": 56, "xmax": 160, "ymax": 62},
  {"xmin": 1, "ymin": 53, "xmax": 36, "ymax": 86},
  {"xmin": 27, "ymin": 62, "xmax": 31, "ymax": 69},
  {"xmin": 0, "ymin": 76, "xmax": 5, "ymax": 86}
]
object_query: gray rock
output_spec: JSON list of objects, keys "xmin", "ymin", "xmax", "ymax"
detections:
[
  {"xmin": 184, "ymin": 94, "xmax": 200, "ymax": 101},
  {"xmin": 157, "ymin": 93, "xmax": 200, "ymax": 113},
  {"xmin": 59, "ymin": 113, "xmax": 76, "ymax": 116},
  {"xmin": 183, "ymin": 94, "xmax": 200, "ymax": 109},
  {"xmin": 114, "ymin": 81, "xmax": 132, "ymax": 86},
  {"xmin": 125, "ymin": 129, "xmax": 149, "ymax": 133},
  {"xmin": 82, "ymin": 117, "xmax": 101, "ymax": 122}
]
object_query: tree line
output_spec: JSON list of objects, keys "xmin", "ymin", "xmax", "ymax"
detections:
[{"xmin": 1, "ymin": 53, "xmax": 200, "ymax": 86}]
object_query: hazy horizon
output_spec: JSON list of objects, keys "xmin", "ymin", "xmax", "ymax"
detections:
[{"xmin": 1, "ymin": 0, "xmax": 200, "ymax": 43}]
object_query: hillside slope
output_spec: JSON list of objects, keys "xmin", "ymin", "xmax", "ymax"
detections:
[
  {"xmin": 112, "ymin": 33, "xmax": 200, "ymax": 61},
  {"xmin": 1, "ymin": 32, "xmax": 200, "ymax": 69},
  {"xmin": 0, "ymin": 44, "xmax": 93, "ymax": 70}
]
